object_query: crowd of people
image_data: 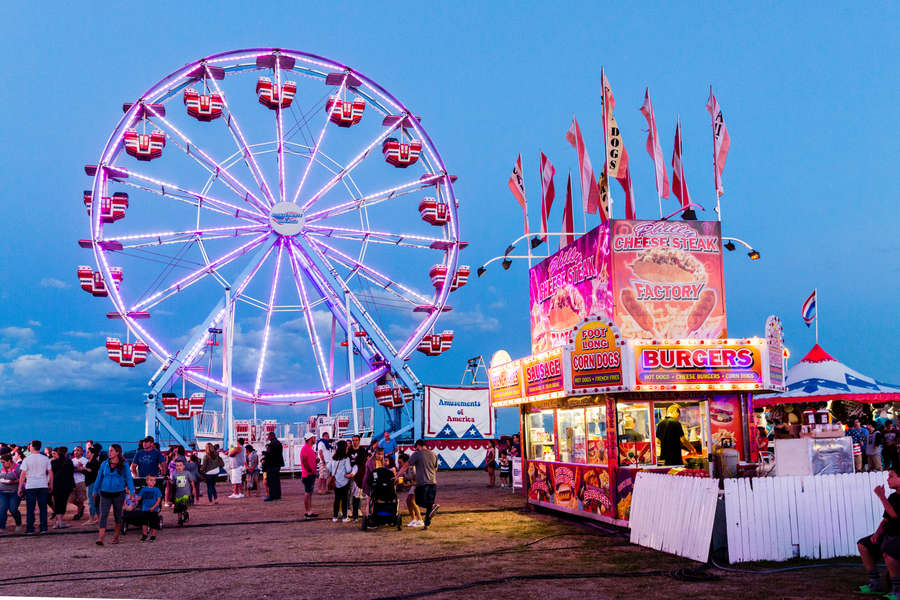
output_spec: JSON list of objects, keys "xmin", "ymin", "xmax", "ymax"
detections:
[{"xmin": 0, "ymin": 428, "xmax": 443, "ymax": 542}]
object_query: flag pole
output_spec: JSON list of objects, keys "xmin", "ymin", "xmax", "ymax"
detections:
[
  {"xmin": 524, "ymin": 195, "xmax": 533, "ymax": 268},
  {"xmin": 602, "ymin": 68, "xmax": 614, "ymax": 219},
  {"xmin": 710, "ymin": 86, "xmax": 722, "ymax": 222},
  {"xmin": 815, "ymin": 288, "xmax": 819, "ymax": 344}
]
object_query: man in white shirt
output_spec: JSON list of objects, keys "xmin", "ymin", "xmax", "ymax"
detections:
[
  {"xmin": 70, "ymin": 446, "xmax": 89, "ymax": 520},
  {"xmin": 18, "ymin": 440, "xmax": 53, "ymax": 535}
]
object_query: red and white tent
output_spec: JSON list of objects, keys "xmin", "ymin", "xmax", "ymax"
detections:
[{"xmin": 755, "ymin": 344, "xmax": 900, "ymax": 406}]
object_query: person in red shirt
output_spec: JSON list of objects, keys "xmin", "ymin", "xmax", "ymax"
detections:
[{"xmin": 300, "ymin": 432, "xmax": 318, "ymax": 520}]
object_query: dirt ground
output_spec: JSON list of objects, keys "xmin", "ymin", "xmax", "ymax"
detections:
[{"xmin": 0, "ymin": 471, "xmax": 865, "ymax": 599}]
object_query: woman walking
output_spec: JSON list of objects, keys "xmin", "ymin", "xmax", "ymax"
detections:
[
  {"xmin": 51, "ymin": 447, "xmax": 75, "ymax": 529},
  {"xmin": 199, "ymin": 443, "xmax": 223, "ymax": 504},
  {"xmin": 82, "ymin": 446, "xmax": 101, "ymax": 526},
  {"xmin": 0, "ymin": 454, "xmax": 22, "ymax": 532},
  {"xmin": 92, "ymin": 444, "xmax": 135, "ymax": 545},
  {"xmin": 485, "ymin": 441, "xmax": 497, "ymax": 487},
  {"xmin": 328, "ymin": 440, "xmax": 357, "ymax": 523}
]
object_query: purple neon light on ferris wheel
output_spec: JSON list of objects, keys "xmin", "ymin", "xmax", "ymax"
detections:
[{"xmin": 83, "ymin": 48, "xmax": 463, "ymax": 407}]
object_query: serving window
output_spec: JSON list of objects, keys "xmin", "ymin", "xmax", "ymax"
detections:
[
  {"xmin": 557, "ymin": 408, "xmax": 586, "ymax": 463},
  {"xmin": 616, "ymin": 402, "xmax": 653, "ymax": 465},
  {"xmin": 526, "ymin": 409, "xmax": 556, "ymax": 461},
  {"xmin": 653, "ymin": 401, "xmax": 708, "ymax": 463}
]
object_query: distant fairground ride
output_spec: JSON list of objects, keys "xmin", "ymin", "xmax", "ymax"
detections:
[{"xmin": 80, "ymin": 48, "xmax": 467, "ymax": 446}]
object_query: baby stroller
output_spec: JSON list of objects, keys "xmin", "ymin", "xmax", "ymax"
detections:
[{"xmin": 361, "ymin": 466, "xmax": 401, "ymax": 531}]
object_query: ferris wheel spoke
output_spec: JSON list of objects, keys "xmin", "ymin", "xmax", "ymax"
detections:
[
  {"xmin": 294, "ymin": 235, "xmax": 404, "ymax": 364},
  {"xmin": 114, "ymin": 224, "xmax": 269, "ymax": 249},
  {"xmin": 274, "ymin": 59, "xmax": 288, "ymax": 203},
  {"xmin": 309, "ymin": 237, "xmax": 431, "ymax": 306},
  {"xmin": 306, "ymin": 224, "xmax": 449, "ymax": 251},
  {"xmin": 132, "ymin": 232, "xmax": 272, "ymax": 312},
  {"xmin": 285, "ymin": 242, "xmax": 332, "ymax": 391},
  {"xmin": 176, "ymin": 240, "xmax": 278, "ymax": 368},
  {"xmin": 305, "ymin": 174, "xmax": 443, "ymax": 223},
  {"xmin": 202, "ymin": 64, "xmax": 277, "ymax": 205},
  {"xmin": 119, "ymin": 167, "xmax": 267, "ymax": 223},
  {"xmin": 289, "ymin": 74, "xmax": 348, "ymax": 205},
  {"xmin": 253, "ymin": 240, "xmax": 285, "ymax": 396},
  {"xmin": 287, "ymin": 237, "xmax": 381, "ymax": 360},
  {"xmin": 298, "ymin": 119, "xmax": 403, "ymax": 212},
  {"xmin": 142, "ymin": 104, "xmax": 271, "ymax": 214}
]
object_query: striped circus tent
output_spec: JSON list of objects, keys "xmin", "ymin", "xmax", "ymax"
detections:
[{"xmin": 755, "ymin": 344, "xmax": 900, "ymax": 406}]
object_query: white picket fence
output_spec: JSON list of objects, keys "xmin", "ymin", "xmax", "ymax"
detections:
[
  {"xmin": 724, "ymin": 471, "xmax": 889, "ymax": 563},
  {"xmin": 629, "ymin": 472, "xmax": 720, "ymax": 563}
]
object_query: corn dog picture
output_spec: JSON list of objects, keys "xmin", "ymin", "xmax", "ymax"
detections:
[
  {"xmin": 687, "ymin": 289, "xmax": 717, "ymax": 333},
  {"xmin": 620, "ymin": 289, "xmax": 654, "ymax": 333}
]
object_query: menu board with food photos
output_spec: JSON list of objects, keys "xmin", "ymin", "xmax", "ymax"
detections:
[{"xmin": 527, "ymin": 460, "xmax": 615, "ymax": 519}]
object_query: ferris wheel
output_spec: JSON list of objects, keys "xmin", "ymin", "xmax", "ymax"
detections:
[{"xmin": 79, "ymin": 48, "xmax": 467, "ymax": 438}]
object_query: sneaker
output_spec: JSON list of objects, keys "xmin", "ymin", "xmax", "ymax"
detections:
[
  {"xmin": 413, "ymin": 520, "xmax": 425, "ymax": 528},
  {"xmin": 406, "ymin": 520, "xmax": 417, "ymax": 527},
  {"xmin": 332, "ymin": 518, "xmax": 339, "ymax": 523},
  {"xmin": 236, "ymin": 494, "xmax": 245, "ymax": 499},
  {"xmin": 227, "ymin": 494, "xmax": 240, "ymax": 499},
  {"xmin": 342, "ymin": 517, "xmax": 352, "ymax": 523},
  {"xmin": 59, "ymin": 522, "xmax": 70, "ymax": 529},
  {"xmin": 427, "ymin": 504, "xmax": 440, "ymax": 520},
  {"xmin": 140, "ymin": 534, "xmax": 148, "ymax": 542},
  {"xmin": 858, "ymin": 584, "xmax": 886, "ymax": 595},
  {"xmin": 149, "ymin": 535, "xmax": 156, "ymax": 542},
  {"xmin": 264, "ymin": 497, "xmax": 275, "ymax": 502}
]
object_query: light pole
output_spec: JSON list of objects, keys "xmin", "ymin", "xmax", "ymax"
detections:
[
  {"xmin": 476, "ymin": 232, "xmax": 575, "ymax": 277},
  {"xmin": 722, "ymin": 236, "xmax": 760, "ymax": 260}
]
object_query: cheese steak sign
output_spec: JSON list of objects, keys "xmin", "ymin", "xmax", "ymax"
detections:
[
  {"xmin": 522, "ymin": 349, "xmax": 565, "ymax": 397},
  {"xmin": 634, "ymin": 342, "xmax": 763, "ymax": 386},
  {"xmin": 569, "ymin": 320, "xmax": 623, "ymax": 390}
]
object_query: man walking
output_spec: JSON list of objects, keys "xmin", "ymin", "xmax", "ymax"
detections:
[
  {"xmin": 19, "ymin": 441, "xmax": 52, "ymax": 535},
  {"xmin": 397, "ymin": 439, "xmax": 439, "ymax": 530},
  {"xmin": 300, "ymin": 432, "xmax": 318, "ymax": 519},
  {"xmin": 347, "ymin": 434, "xmax": 368, "ymax": 521},
  {"xmin": 69, "ymin": 446, "xmax": 88, "ymax": 520},
  {"xmin": 868, "ymin": 424, "xmax": 884, "ymax": 471},
  {"xmin": 262, "ymin": 432, "xmax": 284, "ymax": 502}
]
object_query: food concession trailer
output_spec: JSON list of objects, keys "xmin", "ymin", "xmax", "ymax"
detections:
[{"xmin": 488, "ymin": 220, "xmax": 786, "ymax": 526}]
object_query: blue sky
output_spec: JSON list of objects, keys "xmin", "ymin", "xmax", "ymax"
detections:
[{"xmin": 1, "ymin": 3, "xmax": 897, "ymax": 444}]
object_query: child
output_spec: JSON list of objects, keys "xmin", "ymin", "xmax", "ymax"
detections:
[
  {"xmin": 396, "ymin": 453, "xmax": 422, "ymax": 528},
  {"xmin": 498, "ymin": 452, "xmax": 512, "ymax": 488},
  {"xmin": 172, "ymin": 460, "xmax": 196, "ymax": 526},
  {"xmin": 138, "ymin": 473, "xmax": 163, "ymax": 541},
  {"xmin": 121, "ymin": 491, "xmax": 141, "ymax": 535},
  {"xmin": 858, "ymin": 468, "xmax": 900, "ymax": 597}
]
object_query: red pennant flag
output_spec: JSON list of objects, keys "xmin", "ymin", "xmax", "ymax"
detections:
[
  {"xmin": 560, "ymin": 174, "xmax": 574, "ymax": 249},
  {"xmin": 565, "ymin": 116, "xmax": 602, "ymax": 216},
  {"xmin": 507, "ymin": 154, "xmax": 529, "ymax": 235},
  {"xmin": 539, "ymin": 152, "xmax": 556, "ymax": 241},
  {"xmin": 640, "ymin": 89, "xmax": 669, "ymax": 199},
  {"xmin": 671, "ymin": 118, "xmax": 691, "ymax": 209},
  {"xmin": 705, "ymin": 87, "xmax": 731, "ymax": 197}
]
